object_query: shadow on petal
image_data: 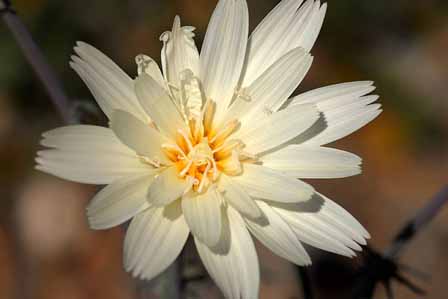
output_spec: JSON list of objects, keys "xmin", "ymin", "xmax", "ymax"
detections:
[{"xmin": 268, "ymin": 193, "xmax": 325, "ymax": 214}]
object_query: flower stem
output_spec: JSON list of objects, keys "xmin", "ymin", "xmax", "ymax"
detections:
[
  {"xmin": 137, "ymin": 263, "xmax": 181, "ymax": 299},
  {"xmin": 385, "ymin": 185, "xmax": 448, "ymax": 258},
  {"xmin": 1, "ymin": 0, "xmax": 73, "ymax": 123},
  {"xmin": 298, "ymin": 267, "xmax": 313, "ymax": 299}
]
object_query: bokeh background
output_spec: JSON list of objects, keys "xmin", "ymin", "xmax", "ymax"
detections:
[{"xmin": 0, "ymin": 0, "xmax": 447, "ymax": 298}]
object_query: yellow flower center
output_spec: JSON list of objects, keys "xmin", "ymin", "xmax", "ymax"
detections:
[{"xmin": 162, "ymin": 102, "xmax": 242, "ymax": 193}]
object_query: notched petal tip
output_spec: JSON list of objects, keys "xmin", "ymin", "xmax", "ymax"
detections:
[
  {"xmin": 34, "ymin": 157, "xmax": 44, "ymax": 168},
  {"xmin": 320, "ymin": 1, "xmax": 328, "ymax": 11},
  {"xmin": 75, "ymin": 40, "xmax": 89, "ymax": 48},
  {"xmin": 35, "ymin": 150, "xmax": 46, "ymax": 158}
]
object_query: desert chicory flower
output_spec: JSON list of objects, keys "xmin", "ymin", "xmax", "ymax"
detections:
[{"xmin": 36, "ymin": 0, "xmax": 381, "ymax": 297}]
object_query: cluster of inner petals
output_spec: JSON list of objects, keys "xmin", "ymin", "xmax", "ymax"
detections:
[{"xmin": 161, "ymin": 101, "xmax": 243, "ymax": 193}]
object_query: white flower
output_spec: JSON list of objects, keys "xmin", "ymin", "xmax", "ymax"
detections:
[{"xmin": 36, "ymin": 0, "xmax": 381, "ymax": 297}]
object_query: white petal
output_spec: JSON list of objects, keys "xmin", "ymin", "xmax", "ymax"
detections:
[
  {"xmin": 297, "ymin": 1, "xmax": 327, "ymax": 53},
  {"xmin": 182, "ymin": 187, "xmax": 222, "ymax": 247},
  {"xmin": 200, "ymin": 0, "xmax": 249, "ymax": 114},
  {"xmin": 37, "ymin": 125, "xmax": 151, "ymax": 184},
  {"xmin": 135, "ymin": 54, "xmax": 166, "ymax": 88},
  {"xmin": 160, "ymin": 16, "xmax": 200, "ymax": 87},
  {"xmin": 276, "ymin": 208, "xmax": 356, "ymax": 257},
  {"xmin": 195, "ymin": 206, "xmax": 259, "ymax": 299},
  {"xmin": 241, "ymin": 0, "xmax": 326, "ymax": 86},
  {"xmin": 110, "ymin": 110, "xmax": 170, "ymax": 164},
  {"xmin": 271, "ymin": 193, "xmax": 369, "ymax": 257},
  {"xmin": 246, "ymin": 48, "xmax": 312, "ymax": 115},
  {"xmin": 305, "ymin": 106, "xmax": 381, "ymax": 146},
  {"xmin": 148, "ymin": 167, "xmax": 191, "ymax": 207},
  {"xmin": 71, "ymin": 42, "xmax": 148, "ymax": 122},
  {"xmin": 226, "ymin": 48, "xmax": 312, "ymax": 125},
  {"xmin": 134, "ymin": 74, "xmax": 186, "ymax": 139},
  {"xmin": 219, "ymin": 175, "xmax": 263, "ymax": 220},
  {"xmin": 316, "ymin": 192, "xmax": 370, "ymax": 240},
  {"xmin": 290, "ymin": 81, "xmax": 376, "ymax": 106},
  {"xmin": 247, "ymin": 200, "xmax": 311, "ymax": 265},
  {"xmin": 87, "ymin": 173, "xmax": 155, "ymax": 229},
  {"xmin": 236, "ymin": 104, "xmax": 319, "ymax": 154},
  {"xmin": 124, "ymin": 201, "xmax": 189, "ymax": 280},
  {"xmin": 233, "ymin": 164, "xmax": 314, "ymax": 203},
  {"xmin": 261, "ymin": 145, "xmax": 362, "ymax": 178},
  {"xmin": 288, "ymin": 81, "xmax": 382, "ymax": 145}
]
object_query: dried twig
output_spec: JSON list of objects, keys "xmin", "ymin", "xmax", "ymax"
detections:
[
  {"xmin": 385, "ymin": 186, "xmax": 448, "ymax": 259},
  {"xmin": 298, "ymin": 267, "xmax": 313, "ymax": 299},
  {"xmin": 136, "ymin": 263, "xmax": 181, "ymax": 299},
  {"xmin": 353, "ymin": 186, "xmax": 448, "ymax": 299},
  {"xmin": 1, "ymin": 0, "xmax": 73, "ymax": 123}
]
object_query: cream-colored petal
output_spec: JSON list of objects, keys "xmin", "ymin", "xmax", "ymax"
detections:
[
  {"xmin": 160, "ymin": 16, "xmax": 200, "ymax": 88},
  {"xmin": 182, "ymin": 186, "xmax": 222, "ymax": 247},
  {"xmin": 200, "ymin": 0, "xmax": 249, "ymax": 115},
  {"xmin": 301, "ymin": 106, "xmax": 381, "ymax": 146},
  {"xmin": 87, "ymin": 173, "xmax": 155, "ymax": 229},
  {"xmin": 219, "ymin": 175, "xmax": 263, "ymax": 220},
  {"xmin": 124, "ymin": 201, "xmax": 189, "ymax": 280},
  {"xmin": 195, "ymin": 206, "xmax": 259, "ymax": 299},
  {"xmin": 241, "ymin": 0, "xmax": 326, "ymax": 86},
  {"xmin": 148, "ymin": 167, "xmax": 191, "ymax": 207},
  {"xmin": 288, "ymin": 81, "xmax": 381, "ymax": 145},
  {"xmin": 294, "ymin": 1, "xmax": 327, "ymax": 53},
  {"xmin": 110, "ymin": 110, "xmax": 170, "ymax": 164},
  {"xmin": 261, "ymin": 145, "xmax": 362, "ymax": 178},
  {"xmin": 291, "ymin": 81, "xmax": 376, "ymax": 105},
  {"xmin": 37, "ymin": 125, "xmax": 151, "ymax": 184},
  {"xmin": 224, "ymin": 48, "xmax": 312, "ymax": 126},
  {"xmin": 71, "ymin": 42, "xmax": 148, "ymax": 122},
  {"xmin": 135, "ymin": 54, "xmax": 166, "ymax": 88},
  {"xmin": 233, "ymin": 164, "xmax": 314, "ymax": 203},
  {"xmin": 271, "ymin": 193, "xmax": 369, "ymax": 257},
  {"xmin": 236, "ymin": 104, "xmax": 319, "ymax": 154},
  {"xmin": 316, "ymin": 192, "xmax": 370, "ymax": 240},
  {"xmin": 247, "ymin": 200, "xmax": 311, "ymax": 265},
  {"xmin": 277, "ymin": 208, "xmax": 356, "ymax": 257},
  {"xmin": 134, "ymin": 74, "xmax": 186, "ymax": 139}
]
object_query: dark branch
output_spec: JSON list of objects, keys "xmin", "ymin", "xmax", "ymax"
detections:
[
  {"xmin": 298, "ymin": 267, "xmax": 314, "ymax": 299},
  {"xmin": 386, "ymin": 186, "xmax": 448, "ymax": 258},
  {"xmin": 1, "ymin": 0, "xmax": 73, "ymax": 123}
]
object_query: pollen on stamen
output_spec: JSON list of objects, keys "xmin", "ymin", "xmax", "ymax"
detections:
[
  {"xmin": 209, "ymin": 119, "xmax": 239, "ymax": 146},
  {"xmin": 160, "ymin": 99, "xmax": 244, "ymax": 193}
]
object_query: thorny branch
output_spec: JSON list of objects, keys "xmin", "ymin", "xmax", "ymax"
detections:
[
  {"xmin": 298, "ymin": 186, "xmax": 448, "ymax": 299},
  {"xmin": 352, "ymin": 186, "xmax": 448, "ymax": 299},
  {"xmin": 385, "ymin": 186, "xmax": 448, "ymax": 259},
  {"xmin": 1, "ymin": 1, "xmax": 180, "ymax": 298}
]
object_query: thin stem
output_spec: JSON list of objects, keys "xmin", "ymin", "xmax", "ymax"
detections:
[
  {"xmin": 137, "ymin": 262, "xmax": 181, "ymax": 299},
  {"xmin": 385, "ymin": 186, "xmax": 448, "ymax": 259},
  {"xmin": 298, "ymin": 267, "xmax": 313, "ymax": 299},
  {"xmin": 1, "ymin": 0, "xmax": 73, "ymax": 123}
]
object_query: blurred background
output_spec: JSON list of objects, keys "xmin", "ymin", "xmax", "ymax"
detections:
[{"xmin": 0, "ymin": 0, "xmax": 447, "ymax": 298}]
